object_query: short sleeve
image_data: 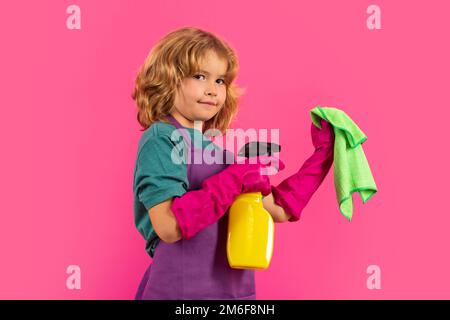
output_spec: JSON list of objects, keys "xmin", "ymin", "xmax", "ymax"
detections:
[{"xmin": 134, "ymin": 134, "xmax": 189, "ymax": 210}]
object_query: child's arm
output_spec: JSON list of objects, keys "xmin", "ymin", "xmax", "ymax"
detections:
[
  {"xmin": 150, "ymin": 192, "xmax": 291, "ymax": 246},
  {"xmin": 270, "ymin": 120, "xmax": 335, "ymax": 222},
  {"xmin": 149, "ymin": 192, "xmax": 291, "ymax": 245},
  {"xmin": 148, "ymin": 198, "xmax": 182, "ymax": 244},
  {"xmin": 262, "ymin": 192, "xmax": 292, "ymax": 223}
]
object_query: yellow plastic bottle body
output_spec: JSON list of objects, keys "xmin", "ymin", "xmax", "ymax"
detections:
[{"xmin": 227, "ymin": 192, "xmax": 274, "ymax": 269}]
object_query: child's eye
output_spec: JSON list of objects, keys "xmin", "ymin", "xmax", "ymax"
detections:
[
  {"xmin": 193, "ymin": 74, "xmax": 206, "ymax": 80},
  {"xmin": 194, "ymin": 74, "xmax": 226, "ymax": 85}
]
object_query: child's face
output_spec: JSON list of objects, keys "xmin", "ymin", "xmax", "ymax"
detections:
[{"xmin": 172, "ymin": 50, "xmax": 228, "ymax": 128}]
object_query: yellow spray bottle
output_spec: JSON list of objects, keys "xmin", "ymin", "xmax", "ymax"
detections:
[{"xmin": 227, "ymin": 142, "xmax": 281, "ymax": 270}]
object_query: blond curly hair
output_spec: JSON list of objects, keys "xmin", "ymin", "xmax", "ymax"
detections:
[{"xmin": 131, "ymin": 27, "xmax": 245, "ymax": 134}]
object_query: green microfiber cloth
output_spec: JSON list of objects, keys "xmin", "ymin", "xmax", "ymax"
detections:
[{"xmin": 310, "ymin": 106, "xmax": 378, "ymax": 221}]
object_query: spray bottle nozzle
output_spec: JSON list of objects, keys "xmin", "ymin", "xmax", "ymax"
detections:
[{"xmin": 237, "ymin": 142, "xmax": 281, "ymax": 158}]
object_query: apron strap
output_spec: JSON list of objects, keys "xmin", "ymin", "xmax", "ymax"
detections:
[
  {"xmin": 165, "ymin": 114, "xmax": 204, "ymax": 151},
  {"xmin": 165, "ymin": 114, "xmax": 202, "ymax": 183}
]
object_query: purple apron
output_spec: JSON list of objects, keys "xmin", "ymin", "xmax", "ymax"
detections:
[{"xmin": 135, "ymin": 115, "xmax": 256, "ymax": 300}]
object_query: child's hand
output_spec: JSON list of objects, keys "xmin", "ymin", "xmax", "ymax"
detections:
[
  {"xmin": 311, "ymin": 119, "xmax": 334, "ymax": 149},
  {"xmin": 234, "ymin": 155, "xmax": 285, "ymax": 196}
]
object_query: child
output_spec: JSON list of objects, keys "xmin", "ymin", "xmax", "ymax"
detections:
[{"xmin": 131, "ymin": 27, "xmax": 334, "ymax": 300}]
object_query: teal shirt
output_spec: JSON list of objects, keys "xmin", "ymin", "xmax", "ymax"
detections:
[{"xmin": 133, "ymin": 121, "xmax": 220, "ymax": 257}]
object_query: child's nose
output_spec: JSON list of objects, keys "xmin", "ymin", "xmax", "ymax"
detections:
[{"xmin": 206, "ymin": 82, "xmax": 218, "ymax": 95}]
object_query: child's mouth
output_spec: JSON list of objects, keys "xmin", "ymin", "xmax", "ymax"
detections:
[{"xmin": 199, "ymin": 102, "xmax": 216, "ymax": 107}]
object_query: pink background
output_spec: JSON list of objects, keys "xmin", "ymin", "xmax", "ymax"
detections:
[{"xmin": 1, "ymin": 0, "xmax": 449, "ymax": 299}]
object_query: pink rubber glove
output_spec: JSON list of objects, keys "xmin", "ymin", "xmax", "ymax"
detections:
[
  {"xmin": 171, "ymin": 156, "xmax": 283, "ymax": 240},
  {"xmin": 271, "ymin": 119, "xmax": 335, "ymax": 222}
]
